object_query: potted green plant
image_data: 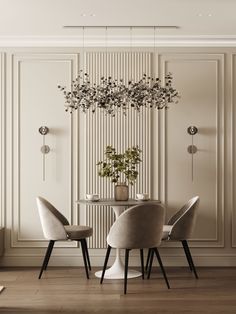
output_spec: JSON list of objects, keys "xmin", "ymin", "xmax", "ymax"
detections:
[{"xmin": 97, "ymin": 145, "xmax": 142, "ymax": 200}]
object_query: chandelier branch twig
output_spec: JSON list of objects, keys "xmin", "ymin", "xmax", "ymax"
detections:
[{"xmin": 58, "ymin": 71, "xmax": 180, "ymax": 116}]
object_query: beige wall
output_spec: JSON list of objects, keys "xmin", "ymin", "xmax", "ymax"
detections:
[{"xmin": 0, "ymin": 47, "xmax": 235, "ymax": 266}]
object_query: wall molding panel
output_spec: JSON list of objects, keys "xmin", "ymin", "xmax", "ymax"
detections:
[
  {"xmin": 0, "ymin": 53, "xmax": 5, "ymax": 228},
  {"xmin": 10, "ymin": 53, "xmax": 78, "ymax": 248},
  {"xmin": 231, "ymin": 53, "xmax": 236, "ymax": 247},
  {"xmin": 158, "ymin": 53, "xmax": 225, "ymax": 248},
  {"xmin": 0, "ymin": 47, "xmax": 235, "ymax": 266}
]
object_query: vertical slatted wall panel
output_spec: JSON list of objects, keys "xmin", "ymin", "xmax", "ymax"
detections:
[{"xmin": 84, "ymin": 52, "xmax": 152, "ymax": 248}]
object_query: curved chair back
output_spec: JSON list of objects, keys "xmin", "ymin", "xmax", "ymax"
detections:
[
  {"xmin": 107, "ymin": 203, "xmax": 165, "ymax": 249},
  {"xmin": 36, "ymin": 196, "xmax": 69, "ymax": 241},
  {"xmin": 168, "ymin": 196, "xmax": 200, "ymax": 240}
]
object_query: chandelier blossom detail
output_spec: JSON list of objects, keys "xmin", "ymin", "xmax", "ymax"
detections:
[{"xmin": 58, "ymin": 71, "xmax": 180, "ymax": 116}]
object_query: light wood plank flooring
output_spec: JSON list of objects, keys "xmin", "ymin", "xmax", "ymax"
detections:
[{"xmin": 0, "ymin": 267, "xmax": 236, "ymax": 313}]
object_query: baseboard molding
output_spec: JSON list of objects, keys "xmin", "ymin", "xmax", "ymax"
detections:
[{"xmin": 1, "ymin": 253, "xmax": 236, "ymax": 267}]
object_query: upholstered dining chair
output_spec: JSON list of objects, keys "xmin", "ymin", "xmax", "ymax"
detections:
[
  {"xmin": 36, "ymin": 196, "xmax": 93, "ymax": 279},
  {"xmin": 146, "ymin": 196, "xmax": 200, "ymax": 279},
  {"xmin": 100, "ymin": 203, "xmax": 170, "ymax": 294}
]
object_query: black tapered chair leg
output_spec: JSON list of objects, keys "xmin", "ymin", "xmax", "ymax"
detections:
[
  {"xmin": 145, "ymin": 248, "xmax": 151, "ymax": 272},
  {"xmin": 124, "ymin": 249, "xmax": 130, "ymax": 294},
  {"xmin": 154, "ymin": 248, "xmax": 170, "ymax": 289},
  {"xmin": 182, "ymin": 240, "xmax": 193, "ymax": 272},
  {"xmin": 80, "ymin": 239, "xmax": 89, "ymax": 279},
  {"xmin": 100, "ymin": 245, "xmax": 111, "ymax": 284},
  {"xmin": 44, "ymin": 240, "xmax": 55, "ymax": 271},
  {"xmin": 84, "ymin": 239, "xmax": 91, "ymax": 271},
  {"xmin": 140, "ymin": 249, "xmax": 145, "ymax": 279},
  {"xmin": 184, "ymin": 240, "xmax": 198, "ymax": 279},
  {"xmin": 38, "ymin": 240, "xmax": 55, "ymax": 279},
  {"xmin": 147, "ymin": 249, "xmax": 154, "ymax": 279}
]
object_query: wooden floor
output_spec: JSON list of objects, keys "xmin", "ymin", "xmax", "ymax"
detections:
[{"xmin": 0, "ymin": 267, "xmax": 236, "ymax": 313}]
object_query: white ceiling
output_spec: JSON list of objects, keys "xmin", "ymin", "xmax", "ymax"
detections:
[{"xmin": 0, "ymin": 0, "xmax": 236, "ymax": 46}]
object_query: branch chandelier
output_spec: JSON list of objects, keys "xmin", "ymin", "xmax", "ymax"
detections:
[{"xmin": 58, "ymin": 26, "xmax": 180, "ymax": 116}]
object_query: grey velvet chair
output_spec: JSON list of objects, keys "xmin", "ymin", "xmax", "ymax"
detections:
[
  {"xmin": 146, "ymin": 196, "xmax": 200, "ymax": 279},
  {"xmin": 37, "ymin": 196, "xmax": 93, "ymax": 279},
  {"xmin": 100, "ymin": 203, "xmax": 170, "ymax": 294}
]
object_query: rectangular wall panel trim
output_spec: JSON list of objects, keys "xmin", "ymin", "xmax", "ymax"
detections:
[
  {"xmin": 232, "ymin": 53, "xmax": 236, "ymax": 247},
  {"xmin": 10, "ymin": 53, "xmax": 79, "ymax": 248},
  {"xmin": 0, "ymin": 53, "xmax": 5, "ymax": 228},
  {"xmin": 159, "ymin": 53, "xmax": 224, "ymax": 248},
  {"xmin": 0, "ymin": 47, "xmax": 234, "ymax": 266}
]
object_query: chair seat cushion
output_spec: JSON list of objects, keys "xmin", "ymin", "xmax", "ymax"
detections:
[
  {"xmin": 162, "ymin": 225, "xmax": 173, "ymax": 240},
  {"xmin": 64, "ymin": 225, "xmax": 93, "ymax": 240}
]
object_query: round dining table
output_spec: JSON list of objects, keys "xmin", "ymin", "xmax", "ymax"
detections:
[{"xmin": 77, "ymin": 198, "xmax": 160, "ymax": 280}]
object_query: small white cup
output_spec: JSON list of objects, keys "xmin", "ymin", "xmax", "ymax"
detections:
[
  {"xmin": 86, "ymin": 194, "xmax": 99, "ymax": 201},
  {"xmin": 136, "ymin": 193, "xmax": 149, "ymax": 200}
]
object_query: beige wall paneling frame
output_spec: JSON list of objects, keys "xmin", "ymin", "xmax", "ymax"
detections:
[
  {"xmin": 0, "ymin": 53, "xmax": 5, "ymax": 229},
  {"xmin": 0, "ymin": 47, "xmax": 235, "ymax": 266},
  {"xmin": 9, "ymin": 53, "xmax": 78, "ymax": 249},
  {"xmin": 232, "ymin": 53, "xmax": 236, "ymax": 247},
  {"xmin": 158, "ymin": 53, "xmax": 224, "ymax": 248}
]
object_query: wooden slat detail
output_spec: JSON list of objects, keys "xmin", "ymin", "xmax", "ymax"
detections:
[{"xmin": 84, "ymin": 52, "xmax": 152, "ymax": 248}]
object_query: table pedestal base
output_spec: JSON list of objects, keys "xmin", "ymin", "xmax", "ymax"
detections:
[
  {"xmin": 94, "ymin": 205, "xmax": 141, "ymax": 279},
  {"xmin": 95, "ymin": 252, "xmax": 141, "ymax": 279}
]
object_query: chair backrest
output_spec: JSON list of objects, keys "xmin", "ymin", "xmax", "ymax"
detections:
[
  {"xmin": 36, "ymin": 196, "xmax": 69, "ymax": 241},
  {"xmin": 107, "ymin": 203, "xmax": 165, "ymax": 249},
  {"xmin": 168, "ymin": 196, "xmax": 200, "ymax": 240}
]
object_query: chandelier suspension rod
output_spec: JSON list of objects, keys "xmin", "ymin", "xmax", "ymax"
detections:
[{"xmin": 63, "ymin": 25, "xmax": 179, "ymax": 29}]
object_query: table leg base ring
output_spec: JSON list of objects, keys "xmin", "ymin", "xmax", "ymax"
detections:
[{"xmin": 95, "ymin": 267, "xmax": 141, "ymax": 279}]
